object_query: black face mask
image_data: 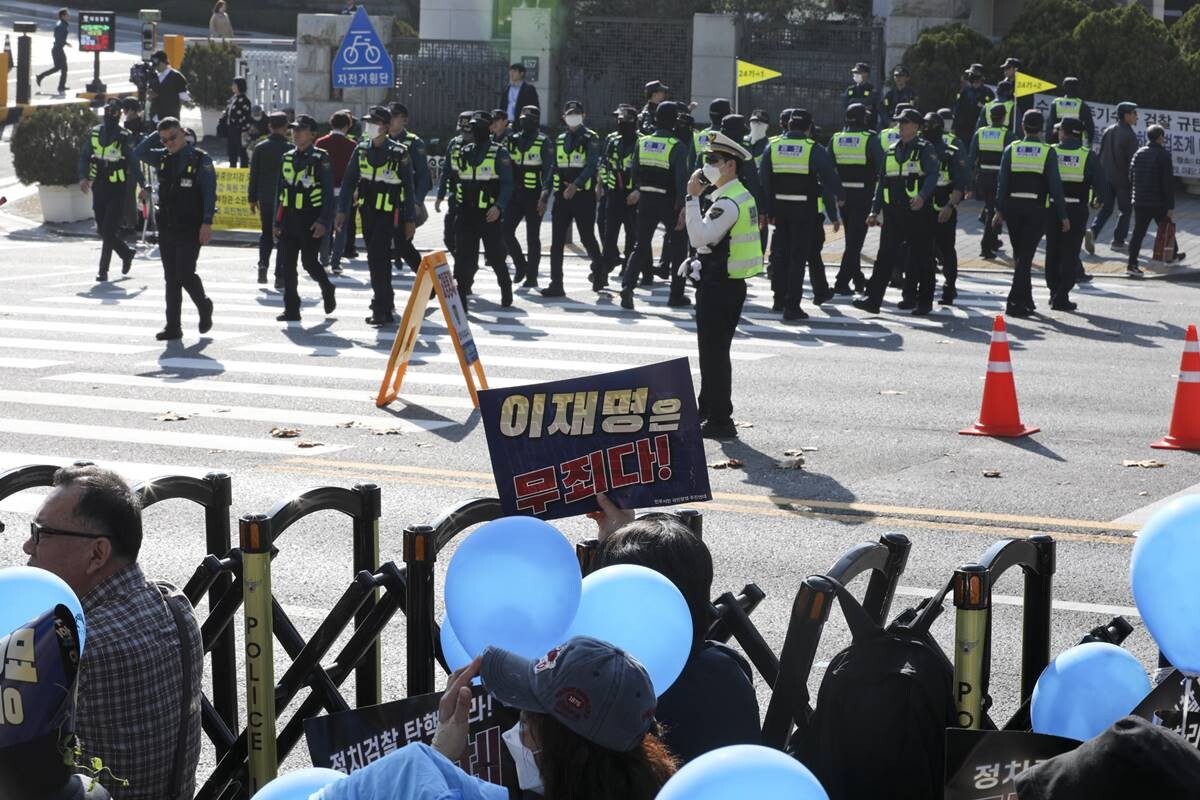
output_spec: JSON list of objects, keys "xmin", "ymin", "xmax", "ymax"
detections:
[
  {"xmin": 618, "ymin": 120, "xmax": 637, "ymax": 138},
  {"xmin": 471, "ymin": 125, "xmax": 491, "ymax": 144},
  {"xmin": 520, "ymin": 116, "xmax": 539, "ymax": 133}
]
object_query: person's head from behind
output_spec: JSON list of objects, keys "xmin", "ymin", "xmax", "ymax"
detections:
[
  {"xmin": 595, "ymin": 515, "xmax": 713, "ymax": 650},
  {"xmin": 213, "ymin": 0, "xmax": 226, "ymax": 14},
  {"xmin": 267, "ymin": 110, "xmax": 288, "ymax": 134},
  {"xmin": 1148, "ymin": 124, "xmax": 1166, "ymax": 145},
  {"xmin": 156, "ymin": 117, "xmax": 188, "ymax": 153},
  {"xmin": 509, "ymin": 62, "xmax": 525, "ymax": 86},
  {"xmin": 481, "ymin": 636, "xmax": 676, "ymax": 800},
  {"xmin": 989, "ymin": 102, "xmax": 1007, "ymax": 128},
  {"xmin": 24, "ymin": 466, "xmax": 142, "ymax": 598},
  {"xmin": 329, "ymin": 111, "xmax": 351, "ymax": 133}
]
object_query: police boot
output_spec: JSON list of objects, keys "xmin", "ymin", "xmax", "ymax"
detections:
[
  {"xmin": 257, "ymin": 266, "xmax": 268, "ymax": 284},
  {"xmin": 620, "ymin": 289, "xmax": 635, "ymax": 310},
  {"xmin": 121, "ymin": 253, "xmax": 133, "ymax": 275}
]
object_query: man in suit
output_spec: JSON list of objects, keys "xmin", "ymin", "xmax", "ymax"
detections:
[
  {"xmin": 147, "ymin": 50, "xmax": 190, "ymax": 124},
  {"xmin": 503, "ymin": 63, "xmax": 539, "ymax": 122}
]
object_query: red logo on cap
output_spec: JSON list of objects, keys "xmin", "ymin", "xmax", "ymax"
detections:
[
  {"xmin": 554, "ymin": 687, "xmax": 592, "ymax": 721},
  {"xmin": 534, "ymin": 647, "xmax": 561, "ymax": 674}
]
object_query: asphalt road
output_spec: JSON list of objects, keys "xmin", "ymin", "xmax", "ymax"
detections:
[{"xmin": 0, "ymin": 205, "xmax": 1195, "ymax": 777}]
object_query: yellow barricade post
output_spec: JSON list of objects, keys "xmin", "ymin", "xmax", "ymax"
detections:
[
  {"xmin": 953, "ymin": 564, "xmax": 990, "ymax": 730},
  {"xmin": 0, "ymin": 52, "xmax": 8, "ymax": 109},
  {"xmin": 162, "ymin": 34, "xmax": 185, "ymax": 69},
  {"xmin": 377, "ymin": 250, "xmax": 487, "ymax": 408}
]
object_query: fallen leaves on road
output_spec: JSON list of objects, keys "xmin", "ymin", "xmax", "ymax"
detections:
[
  {"xmin": 155, "ymin": 411, "xmax": 189, "ymax": 422},
  {"xmin": 776, "ymin": 456, "xmax": 805, "ymax": 470},
  {"xmin": 371, "ymin": 428, "xmax": 405, "ymax": 436},
  {"xmin": 982, "ymin": 470, "xmax": 1002, "ymax": 478},
  {"xmin": 270, "ymin": 427, "xmax": 300, "ymax": 438},
  {"xmin": 1138, "ymin": 491, "xmax": 1150, "ymax": 496},
  {"xmin": 784, "ymin": 447, "xmax": 819, "ymax": 456},
  {"xmin": 879, "ymin": 389, "xmax": 907, "ymax": 396},
  {"xmin": 735, "ymin": 420, "xmax": 754, "ymax": 428},
  {"xmin": 416, "ymin": 442, "xmax": 435, "ymax": 448},
  {"xmin": 296, "ymin": 440, "xmax": 324, "ymax": 448},
  {"xmin": 708, "ymin": 458, "xmax": 744, "ymax": 470},
  {"xmin": 1123, "ymin": 459, "xmax": 1166, "ymax": 469},
  {"xmin": 336, "ymin": 421, "xmax": 363, "ymax": 429}
]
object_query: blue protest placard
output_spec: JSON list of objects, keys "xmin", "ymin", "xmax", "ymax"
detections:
[
  {"xmin": 332, "ymin": 8, "xmax": 393, "ymax": 90},
  {"xmin": 478, "ymin": 359, "xmax": 711, "ymax": 521}
]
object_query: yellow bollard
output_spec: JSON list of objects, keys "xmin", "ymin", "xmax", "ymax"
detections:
[
  {"xmin": 0, "ymin": 52, "xmax": 8, "ymax": 109},
  {"xmin": 240, "ymin": 513, "xmax": 277, "ymax": 793},
  {"xmin": 162, "ymin": 34, "xmax": 184, "ymax": 69},
  {"xmin": 953, "ymin": 564, "xmax": 990, "ymax": 730}
]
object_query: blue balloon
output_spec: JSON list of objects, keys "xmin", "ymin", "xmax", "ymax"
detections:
[
  {"xmin": 1131, "ymin": 495, "xmax": 1200, "ymax": 674},
  {"xmin": 251, "ymin": 767, "xmax": 345, "ymax": 799},
  {"xmin": 445, "ymin": 516, "xmax": 581, "ymax": 659},
  {"xmin": 1031, "ymin": 642, "xmax": 1151, "ymax": 741},
  {"xmin": 440, "ymin": 618, "xmax": 472, "ymax": 672},
  {"xmin": 657, "ymin": 744, "xmax": 829, "ymax": 800},
  {"xmin": 0, "ymin": 567, "xmax": 85, "ymax": 656},
  {"xmin": 565, "ymin": 564, "xmax": 692, "ymax": 696}
]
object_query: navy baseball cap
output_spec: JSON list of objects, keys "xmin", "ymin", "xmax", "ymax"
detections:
[
  {"xmin": 894, "ymin": 108, "xmax": 923, "ymax": 125},
  {"xmin": 289, "ymin": 114, "xmax": 319, "ymax": 132},
  {"xmin": 389, "ymin": 101, "xmax": 409, "ymax": 117},
  {"xmin": 1060, "ymin": 117, "xmax": 1084, "ymax": 137},
  {"xmin": 1022, "ymin": 109, "xmax": 1045, "ymax": 131},
  {"xmin": 366, "ymin": 105, "xmax": 391, "ymax": 125},
  {"xmin": 749, "ymin": 108, "xmax": 769, "ymax": 123},
  {"xmin": 481, "ymin": 636, "xmax": 656, "ymax": 753},
  {"xmin": 563, "ymin": 99, "xmax": 585, "ymax": 114}
]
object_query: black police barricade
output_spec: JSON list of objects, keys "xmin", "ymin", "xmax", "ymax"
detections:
[
  {"xmin": 191, "ymin": 483, "xmax": 389, "ymax": 799},
  {"xmin": 760, "ymin": 533, "xmax": 913, "ymax": 749},
  {"xmin": 0, "ymin": 463, "xmax": 240, "ymax": 759}
]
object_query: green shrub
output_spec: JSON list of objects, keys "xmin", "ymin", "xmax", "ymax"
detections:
[
  {"xmin": 1171, "ymin": 5, "xmax": 1200, "ymax": 58},
  {"xmin": 11, "ymin": 104, "xmax": 96, "ymax": 186},
  {"xmin": 1072, "ymin": 4, "xmax": 1186, "ymax": 108},
  {"xmin": 180, "ymin": 40, "xmax": 242, "ymax": 109},
  {"xmin": 901, "ymin": 23, "xmax": 997, "ymax": 114},
  {"xmin": 999, "ymin": 0, "xmax": 1091, "ymax": 84}
]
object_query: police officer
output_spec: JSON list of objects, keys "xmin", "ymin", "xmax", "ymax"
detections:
[
  {"xmin": 747, "ymin": 108, "xmax": 771, "ymax": 167},
  {"xmin": 337, "ymin": 106, "xmax": 417, "ymax": 326},
  {"xmin": 831, "ymin": 103, "xmax": 885, "ymax": 295},
  {"xmin": 677, "ymin": 132, "xmax": 763, "ymax": 440},
  {"xmin": 503, "ymin": 105, "xmax": 552, "ymax": 289},
  {"xmin": 992, "ymin": 109, "xmax": 1068, "ymax": 318},
  {"xmin": 695, "ymin": 98, "xmax": 732, "ymax": 161},
  {"xmin": 1048, "ymin": 77, "xmax": 1095, "ymax": 146},
  {"xmin": 953, "ymin": 63, "xmax": 993, "ymax": 145},
  {"xmin": 453, "ymin": 111, "xmax": 514, "ymax": 306},
  {"xmin": 490, "ymin": 109, "xmax": 511, "ymax": 144},
  {"xmin": 133, "ymin": 117, "xmax": 216, "ymax": 341},
  {"xmin": 877, "ymin": 101, "xmax": 910, "ymax": 154},
  {"xmin": 78, "ymin": 98, "xmax": 138, "ymax": 282},
  {"xmin": 881, "ymin": 65, "xmax": 918, "ymax": 124},
  {"xmin": 639, "ymin": 79, "xmax": 670, "ymax": 135},
  {"xmin": 272, "ymin": 114, "xmax": 337, "ymax": 323},
  {"xmin": 598, "ymin": 106, "xmax": 639, "ymax": 289},
  {"xmin": 542, "ymin": 100, "xmax": 604, "ymax": 298},
  {"xmin": 618, "ymin": 102, "xmax": 690, "ymax": 311},
  {"xmin": 922, "ymin": 111, "xmax": 968, "ymax": 305},
  {"xmin": 846, "ymin": 62, "xmax": 880, "ymax": 132},
  {"xmin": 388, "ymin": 102, "xmax": 431, "ymax": 273},
  {"xmin": 979, "ymin": 79, "xmax": 1016, "ymax": 135},
  {"xmin": 247, "ymin": 111, "xmax": 291, "ymax": 284},
  {"xmin": 1000, "ymin": 56, "xmax": 1034, "ymax": 129},
  {"xmin": 969, "ymin": 103, "xmax": 1015, "ymax": 260},
  {"xmin": 853, "ymin": 108, "xmax": 940, "ymax": 316},
  {"xmin": 435, "ymin": 110, "xmax": 474, "ymax": 257},
  {"xmin": 1046, "ymin": 116, "xmax": 1108, "ymax": 311},
  {"xmin": 760, "ymin": 108, "xmax": 841, "ymax": 320}
]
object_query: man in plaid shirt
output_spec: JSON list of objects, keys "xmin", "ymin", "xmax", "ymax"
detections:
[{"xmin": 22, "ymin": 465, "xmax": 203, "ymax": 799}]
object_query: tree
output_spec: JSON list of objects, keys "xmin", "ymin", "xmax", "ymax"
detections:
[
  {"xmin": 1171, "ymin": 5, "xmax": 1200, "ymax": 59},
  {"xmin": 999, "ymin": 0, "xmax": 1091, "ymax": 85},
  {"xmin": 1072, "ymin": 4, "xmax": 1187, "ymax": 108},
  {"xmin": 900, "ymin": 24, "xmax": 997, "ymax": 114}
]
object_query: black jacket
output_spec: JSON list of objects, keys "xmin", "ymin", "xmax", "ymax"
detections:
[
  {"xmin": 150, "ymin": 68, "xmax": 189, "ymax": 123},
  {"xmin": 247, "ymin": 133, "xmax": 292, "ymax": 205},
  {"xmin": 500, "ymin": 81, "xmax": 539, "ymax": 118},
  {"xmin": 1130, "ymin": 141, "xmax": 1175, "ymax": 209},
  {"xmin": 1099, "ymin": 122, "xmax": 1139, "ymax": 191}
]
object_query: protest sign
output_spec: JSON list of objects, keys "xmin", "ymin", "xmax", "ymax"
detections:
[
  {"xmin": 211, "ymin": 168, "xmax": 261, "ymax": 232},
  {"xmin": 944, "ymin": 728, "xmax": 1079, "ymax": 799},
  {"xmin": 478, "ymin": 359, "xmax": 711, "ymax": 520},
  {"xmin": 1034, "ymin": 94, "xmax": 1200, "ymax": 178},
  {"xmin": 1132, "ymin": 669, "xmax": 1200, "ymax": 750},
  {"xmin": 304, "ymin": 684, "xmax": 517, "ymax": 791}
]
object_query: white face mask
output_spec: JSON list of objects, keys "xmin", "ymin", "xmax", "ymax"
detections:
[
  {"xmin": 502, "ymin": 722, "xmax": 544, "ymax": 793},
  {"xmin": 852, "ymin": 73, "xmax": 865, "ymax": 85},
  {"xmin": 749, "ymin": 121, "xmax": 768, "ymax": 143},
  {"xmin": 564, "ymin": 114, "xmax": 583, "ymax": 129},
  {"xmin": 702, "ymin": 162, "xmax": 723, "ymax": 184}
]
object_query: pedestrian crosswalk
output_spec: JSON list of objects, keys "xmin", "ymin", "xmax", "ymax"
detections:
[{"xmin": 0, "ymin": 248, "xmax": 1150, "ymax": 482}]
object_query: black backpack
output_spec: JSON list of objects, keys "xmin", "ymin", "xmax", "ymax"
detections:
[{"xmin": 792, "ymin": 579, "xmax": 958, "ymax": 800}]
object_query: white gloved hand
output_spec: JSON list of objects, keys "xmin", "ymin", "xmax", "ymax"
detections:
[{"xmin": 676, "ymin": 258, "xmax": 701, "ymax": 282}]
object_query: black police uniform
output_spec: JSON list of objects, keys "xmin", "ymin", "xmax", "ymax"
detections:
[
  {"xmin": 391, "ymin": 126, "xmax": 429, "ymax": 272},
  {"xmin": 995, "ymin": 133, "xmax": 1067, "ymax": 316},
  {"xmin": 846, "ymin": 75, "xmax": 880, "ymax": 132},
  {"xmin": 599, "ymin": 127, "xmax": 639, "ymax": 281},
  {"xmin": 80, "ymin": 119, "xmax": 138, "ymax": 279},
  {"xmin": 928, "ymin": 132, "xmax": 968, "ymax": 303},
  {"xmin": 542, "ymin": 121, "xmax": 604, "ymax": 296},
  {"xmin": 247, "ymin": 122, "xmax": 291, "ymax": 281},
  {"xmin": 274, "ymin": 142, "xmax": 337, "ymax": 321},
  {"xmin": 1045, "ymin": 133, "xmax": 1108, "ymax": 308},
  {"xmin": 133, "ymin": 135, "xmax": 216, "ymax": 338},
  {"xmin": 454, "ymin": 136, "xmax": 515, "ymax": 305},
  {"xmin": 436, "ymin": 124, "xmax": 469, "ymax": 256},
  {"xmin": 881, "ymin": 84, "xmax": 918, "ymax": 125},
  {"xmin": 503, "ymin": 122, "xmax": 552, "ymax": 287},
  {"xmin": 339, "ymin": 135, "xmax": 416, "ymax": 324},
  {"xmin": 830, "ymin": 125, "xmax": 885, "ymax": 294}
]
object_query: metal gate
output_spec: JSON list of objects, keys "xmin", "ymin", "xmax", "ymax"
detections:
[
  {"xmin": 239, "ymin": 50, "xmax": 296, "ymax": 112},
  {"xmin": 392, "ymin": 38, "xmax": 510, "ymax": 149},
  {"xmin": 737, "ymin": 21, "xmax": 884, "ymax": 134},
  {"xmin": 558, "ymin": 16, "xmax": 693, "ymax": 132}
]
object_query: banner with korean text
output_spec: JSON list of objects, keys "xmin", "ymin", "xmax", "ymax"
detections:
[{"xmin": 479, "ymin": 359, "xmax": 711, "ymax": 521}]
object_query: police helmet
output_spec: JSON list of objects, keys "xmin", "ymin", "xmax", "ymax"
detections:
[
  {"xmin": 845, "ymin": 103, "xmax": 866, "ymax": 126},
  {"xmin": 938, "ymin": 107, "xmax": 954, "ymax": 127},
  {"xmin": 1022, "ymin": 109, "xmax": 1045, "ymax": 132},
  {"xmin": 779, "ymin": 108, "xmax": 795, "ymax": 128},
  {"xmin": 709, "ymin": 98, "xmax": 732, "ymax": 119},
  {"xmin": 922, "ymin": 111, "xmax": 943, "ymax": 136},
  {"xmin": 655, "ymin": 101, "xmax": 679, "ymax": 128},
  {"xmin": 1062, "ymin": 76, "xmax": 1080, "ymax": 94},
  {"xmin": 996, "ymin": 79, "xmax": 1014, "ymax": 99},
  {"xmin": 989, "ymin": 103, "xmax": 1008, "ymax": 125},
  {"xmin": 720, "ymin": 113, "xmax": 748, "ymax": 141}
]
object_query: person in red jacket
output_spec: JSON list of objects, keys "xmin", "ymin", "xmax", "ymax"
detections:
[{"xmin": 315, "ymin": 111, "xmax": 358, "ymax": 274}]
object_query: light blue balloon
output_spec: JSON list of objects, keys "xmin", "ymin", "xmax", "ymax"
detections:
[
  {"xmin": 251, "ymin": 767, "xmax": 345, "ymax": 799},
  {"xmin": 0, "ymin": 566, "xmax": 85, "ymax": 656},
  {"xmin": 565, "ymin": 564, "xmax": 692, "ymax": 697},
  {"xmin": 440, "ymin": 618, "xmax": 472, "ymax": 672},
  {"xmin": 1031, "ymin": 642, "xmax": 1151, "ymax": 741},
  {"xmin": 445, "ymin": 516, "xmax": 581, "ymax": 659},
  {"xmin": 657, "ymin": 744, "xmax": 829, "ymax": 800},
  {"xmin": 1131, "ymin": 495, "xmax": 1200, "ymax": 674}
]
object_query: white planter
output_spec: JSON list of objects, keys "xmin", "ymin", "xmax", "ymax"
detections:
[
  {"xmin": 199, "ymin": 106, "xmax": 225, "ymax": 140},
  {"xmin": 38, "ymin": 185, "xmax": 94, "ymax": 224}
]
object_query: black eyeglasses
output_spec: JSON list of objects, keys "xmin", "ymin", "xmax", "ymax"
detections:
[
  {"xmin": 703, "ymin": 153, "xmax": 727, "ymax": 165},
  {"xmin": 30, "ymin": 521, "xmax": 108, "ymax": 546}
]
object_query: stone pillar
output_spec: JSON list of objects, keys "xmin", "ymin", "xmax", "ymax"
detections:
[
  {"xmin": 882, "ymin": 0, "xmax": 974, "ymax": 74},
  {"xmin": 419, "ymin": 0, "xmax": 494, "ymax": 40},
  {"xmin": 296, "ymin": 13, "xmax": 395, "ymax": 123},
  {"xmin": 511, "ymin": 6, "xmax": 563, "ymax": 115},
  {"xmin": 691, "ymin": 14, "xmax": 737, "ymax": 114}
]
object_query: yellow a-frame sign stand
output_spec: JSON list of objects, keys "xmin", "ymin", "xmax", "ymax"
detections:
[{"xmin": 376, "ymin": 251, "xmax": 488, "ymax": 408}]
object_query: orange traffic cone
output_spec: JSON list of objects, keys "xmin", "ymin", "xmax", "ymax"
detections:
[
  {"xmin": 960, "ymin": 315, "xmax": 1040, "ymax": 438},
  {"xmin": 1152, "ymin": 324, "xmax": 1200, "ymax": 450}
]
